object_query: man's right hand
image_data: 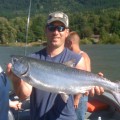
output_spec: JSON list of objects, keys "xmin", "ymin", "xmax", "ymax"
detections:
[{"xmin": 6, "ymin": 63, "xmax": 32, "ymax": 100}]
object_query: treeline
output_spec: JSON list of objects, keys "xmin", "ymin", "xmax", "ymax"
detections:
[
  {"xmin": 0, "ymin": 0, "xmax": 120, "ymax": 45},
  {"xmin": 0, "ymin": 9, "xmax": 120, "ymax": 45},
  {"xmin": 1, "ymin": 0, "xmax": 120, "ymax": 18}
]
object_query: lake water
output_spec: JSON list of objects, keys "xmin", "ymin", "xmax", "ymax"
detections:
[{"xmin": 0, "ymin": 45, "xmax": 120, "ymax": 82}]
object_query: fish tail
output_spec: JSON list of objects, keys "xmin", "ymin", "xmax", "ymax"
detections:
[
  {"xmin": 112, "ymin": 83, "xmax": 120, "ymax": 105},
  {"xmin": 112, "ymin": 91, "xmax": 120, "ymax": 105},
  {"xmin": 118, "ymin": 82, "xmax": 120, "ymax": 91}
]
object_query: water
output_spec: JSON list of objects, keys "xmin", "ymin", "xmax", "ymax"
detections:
[
  {"xmin": 0, "ymin": 46, "xmax": 42, "ymax": 69},
  {"xmin": 0, "ymin": 45, "xmax": 120, "ymax": 82},
  {"xmin": 81, "ymin": 44, "xmax": 120, "ymax": 81}
]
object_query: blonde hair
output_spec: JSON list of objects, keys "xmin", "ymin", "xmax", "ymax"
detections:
[{"xmin": 67, "ymin": 31, "xmax": 80, "ymax": 44}]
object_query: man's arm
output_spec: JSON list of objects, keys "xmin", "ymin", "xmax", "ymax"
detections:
[
  {"xmin": 81, "ymin": 52, "xmax": 91, "ymax": 72},
  {"xmin": 74, "ymin": 57, "xmax": 87, "ymax": 109},
  {"xmin": 6, "ymin": 63, "xmax": 32, "ymax": 100}
]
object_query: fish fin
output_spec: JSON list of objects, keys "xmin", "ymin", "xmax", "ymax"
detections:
[
  {"xmin": 63, "ymin": 59, "xmax": 76, "ymax": 67},
  {"xmin": 60, "ymin": 93, "xmax": 69, "ymax": 103}
]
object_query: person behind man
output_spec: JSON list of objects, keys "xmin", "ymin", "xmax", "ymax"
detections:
[
  {"xmin": 7, "ymin": 11, "xmax": 104, "ymax": 120},
  {"xmin": 0, "ymin": 65, "xmax": 9, "ymax": 120},
  {"xmin": 0, "ymin": 65, "xmax": 22, "ymax": 120},
  {"xmin": 65, "ymin": 31, "xmax": 91, "ymax": 120},
  {"xmin": 65, "ymin": 31, "xmax": 91, "ymax": 72}
]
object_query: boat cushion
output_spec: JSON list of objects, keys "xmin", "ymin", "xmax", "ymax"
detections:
[{"xmin": 87, "ymin": 99, "xmax": 109, "ymax": 112}]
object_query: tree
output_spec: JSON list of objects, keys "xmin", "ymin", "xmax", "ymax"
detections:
[
  {"xmin": 99, "ymin": 27, "xmax": 110, "ymax": 44},
  {"xmin": 10, "ymin": 17, "xmax": 27, "ymax": 42},
  {"xmin": 0, "ymin": 17, "xmax": 16, "ymax": 44},
  {"xmin": 30, "ymin": 14, "xmax": 46, "ymax": 42},
  {"xmin": 81, "ymin": 26, "xmax": 93, "ymax": 38},
  {"xmin": 109, "ymin": 33, "xmax": 120, "ymax": 44}
]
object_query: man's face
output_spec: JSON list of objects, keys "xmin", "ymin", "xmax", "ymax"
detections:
[{"xmin": 46, "ymin": 21, "xmax": 69, "ymax": 48}]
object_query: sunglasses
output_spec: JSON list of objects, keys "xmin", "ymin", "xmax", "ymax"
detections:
[{"xmin": 47, "ymin": 24, "xmax": 66, "ymax": 32}]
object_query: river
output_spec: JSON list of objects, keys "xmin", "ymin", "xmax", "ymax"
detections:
[{"xmin": 0, "ymin": 45, "xmax": 120, "ymax": 82}]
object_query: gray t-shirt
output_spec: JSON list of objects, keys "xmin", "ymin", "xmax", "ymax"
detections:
[{"xmin": 29, "ymin": 48, "xmax": 81, "ymax": 120}]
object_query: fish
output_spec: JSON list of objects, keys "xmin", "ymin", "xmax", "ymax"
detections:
[{"xmin": 11, "ymin": 55, "xmax": 120, "ymax": 104}]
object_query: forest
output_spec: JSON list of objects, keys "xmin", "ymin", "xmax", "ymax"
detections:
[{"xmin": 0, "ymin": 0, "xmax": 120, "ymax": 45}]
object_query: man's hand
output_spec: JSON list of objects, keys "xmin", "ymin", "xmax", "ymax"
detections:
[
  {"xmin": 9, "ymin": 100, "xmax": 22, "ymax": 110},
  {"xmin": 74, "ymin": 94, "xmax": 82, "ymax": 109},
  {"xmin": 84, "ymin": 86, "xmax": 104, "ymax": 97},
  {"xmin": 90, "ymin": 86, "xmax": 104, "ymax": 97},
  {"xmin": 6, "ymin": 63, "xmax": 32, "ymax": 100},
  {"xmin": 84, "ymin": 72, "xmax": 104, "ymax": 97}
]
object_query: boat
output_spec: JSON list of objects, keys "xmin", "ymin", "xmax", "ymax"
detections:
[
  {"xmin": 8, "ymin": 91, "xmax": 30, "ymax": 120},
  {"xmin": 8, "ymin": 91, "xmax": 120, "ymax": 120},
  {"xmin": 85, "ymin": 92, "xmax": 120, "ymax": 120}
]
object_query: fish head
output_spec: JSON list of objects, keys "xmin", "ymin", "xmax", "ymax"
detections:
[{"xmin": 11, "ymin": 55, "xmax": 29, "ymax": 77}]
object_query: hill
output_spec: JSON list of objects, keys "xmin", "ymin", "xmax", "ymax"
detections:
[{"xmin": 0, "ymin": 0, "xmax": 120, "ymax": 18}]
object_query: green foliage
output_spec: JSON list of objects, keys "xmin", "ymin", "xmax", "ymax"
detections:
[
  {"xmin": 80, "ymin": 26, "xmax": 93, "ymax": 38},
  {"xmin": 109, "ymin": 34, "xmax": 120, "ymax": 44},
  {"xmin": 0, "ymin": 17, "xmax": 16, "ymax": 44},
  {"xmin": 0, "ymin": 0, "xmax": 120, "ymax": 18},
  {"xmin": 10, "ymin": 17, "xmax": 27, "ymax": 42},
  {"xmin": 30, "ymin": 14, "xmax": 46, "ymax": 42},
  {"xmin": 80, "ymin": 38, "xmax": 93, "ymax": 45},
  {"xmin": 0, "ymin": 0, "xmax": 120, "ymax": 45}
]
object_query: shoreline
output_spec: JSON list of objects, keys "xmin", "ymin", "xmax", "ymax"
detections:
[{"xmin": 0, "ymin": 41, "xmax": 47, "ymax": 47}]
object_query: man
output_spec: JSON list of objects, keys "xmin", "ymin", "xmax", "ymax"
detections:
[
  {"xmin": 0, "ymin": 65, "xmax": 21, "ymax": 120},
  {"xmin": 7, "ymin": 11, "xmax": 104, "ymax": 120},
  {"xmin": 0, "ymin": 65, "xmax": 9, "ymax": 120},
  {"xmin": 65, "ymin": 31, "xmax": 91, "ymax": 71},
  {"xmin": 65, "ymin": 31, "xmax": 91, "ymax": 120}
]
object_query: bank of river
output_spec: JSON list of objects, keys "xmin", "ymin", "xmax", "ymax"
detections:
[{"xmin": 0, "ymin": 41, "xmax": 47, "ymax": 47}]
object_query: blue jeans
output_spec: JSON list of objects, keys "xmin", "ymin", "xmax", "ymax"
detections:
[{"xmin": 75, "ymin": 95, "xmax": 88, "ymax": 120}]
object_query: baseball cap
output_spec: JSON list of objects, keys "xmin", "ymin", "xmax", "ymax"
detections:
[{"xmin": 47, "ymin": 11, "xmax": 69, "ymax": 28}]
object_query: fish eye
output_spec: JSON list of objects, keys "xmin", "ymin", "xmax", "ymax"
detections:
[{"xmin": 12, "ymin": 57, "xmax": 18, "ymax": 64}]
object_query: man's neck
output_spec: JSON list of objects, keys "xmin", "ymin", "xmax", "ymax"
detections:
[{"xmin": 46, "ymin": 45, "xmax": 64, "ymax": 57}]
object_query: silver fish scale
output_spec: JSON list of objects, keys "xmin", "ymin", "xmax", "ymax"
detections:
[{"xmin": 11, "ymin": 55, "xmax": 120, "ymax": 104}]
